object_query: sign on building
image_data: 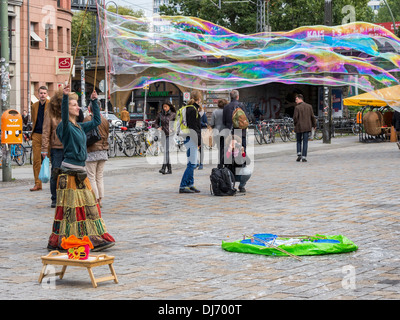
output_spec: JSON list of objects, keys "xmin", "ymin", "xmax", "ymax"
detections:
[{"xmin": 56, "ymin": 56, "xmax": 72, "ymax": 74}]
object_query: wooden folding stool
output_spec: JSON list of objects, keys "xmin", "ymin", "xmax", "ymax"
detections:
[{"xmin": 39, "ymin": 251, "xmax": 118, "ymax": 288}]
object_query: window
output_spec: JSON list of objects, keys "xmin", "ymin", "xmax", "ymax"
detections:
[
  {"xmin": 58, "ymin": 27, "xmax": 63, "ymax": 52},
  {"xmin": 30, "ymin": 22, "xmax": 42, "ymax": 49},
  {"xmin": 66, "ymin": 28, "xmax": 70, "ymax": 53},
  {"xmin": 8, "ymin": 16, "xmax": 13, "ymax": 60},
  {"xmin": 45, "ymin": 24, "xmax": 53, "ymax": 50}
]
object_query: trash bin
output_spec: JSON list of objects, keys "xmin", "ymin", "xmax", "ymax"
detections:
[{"xmin": 1, "ymin": 109, "xmax": 23, "ymax": 144}]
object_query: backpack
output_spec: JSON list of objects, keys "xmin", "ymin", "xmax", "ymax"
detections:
[
  {"xmin": 232, "ymin": 106, "xmax": 249, "ymax": 129},
  {"xmin": 174, "ymin": 105, "xmax": 198, "ymax": 135},
  {"xmin": 210, "ymin": 167, "xmax": 236, "ymax": 196}
]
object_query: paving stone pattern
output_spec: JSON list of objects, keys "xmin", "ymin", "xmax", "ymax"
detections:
[{"xmin": 1, "ymin": 135, "xmax": 400, "ymax": 300}]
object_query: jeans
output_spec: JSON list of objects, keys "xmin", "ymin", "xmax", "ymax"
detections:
[
  {"xmin": 50, "ymin": 148, "xmax": 64, "ymax": 202},
  {"xmin": 179, "ymin": 136, "xmax": 198, "ymax": 189},
  {"xmin": 163, "ymin": 135, "xmax": 171, "ymax": 165},
  {"xmin": 234, "ymin": 166, "xmax": 252, "ymax": 188},
  {"xmin": 296, "ymin": 132, "xmax": 310, "ymax": 158}
]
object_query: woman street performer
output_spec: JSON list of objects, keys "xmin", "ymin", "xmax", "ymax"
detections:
[{"xmin": 47, "ymin": 84, "xmax": 115, "ymax": 252}]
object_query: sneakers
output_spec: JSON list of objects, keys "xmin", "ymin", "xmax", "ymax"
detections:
[
  {"xmin": 296, "ymin": 155, "xmax": 307, "ymax": 162},
  {"xmin": 239, "ymin": 186, "xmax": 246, "ymax": 193},
  {"xmin": 51, "ymin": 201, "xmax": 56, "ymax": 208},
  {"xmin": 189, "ymin": 186, "xmax": 201, "ymax": 193},
  {"xmin": 198, "ymin": 164, "xmax": 203, "ymax": 170},
  {"xmin": 179, "ymin": 187, "xmax": 195, "ymax": 193},
  {"xmin": 179, "ymin": 186, "xmax": 201, "ymax": 193}
]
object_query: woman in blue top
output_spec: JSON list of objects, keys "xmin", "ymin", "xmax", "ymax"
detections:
[{"xmin": 47, "ymin": 85, "xmax": 115, "ymax": 252}]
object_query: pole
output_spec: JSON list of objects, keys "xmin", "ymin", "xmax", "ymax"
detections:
[
  {"xmin": 81, "ymin": 56, "xmax": 86, "ymax": 109},
  {"xmin": 1, "ymin": 0, "xmax": 12, "ymax": 181},
  {"xmin": 382, "ymin": 0, "xmax": 397, "ymax": 35},
  {"xmin": 323, "ymin": 0, "xmax": 333, "ymax": 144},
  {"xmin": 143, "ymin": 85, "xmax": 148, "ymax": 121}
]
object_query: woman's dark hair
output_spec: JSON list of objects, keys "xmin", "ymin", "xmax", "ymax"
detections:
[
  {"xmin": 162, "ymin": 101, "xmax": 176, "ymax": 113},
  {"xmin": 217, "ymin": 99, "xmax": 228, "ymax": 109}
]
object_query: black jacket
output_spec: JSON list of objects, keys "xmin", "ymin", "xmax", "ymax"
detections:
[
  {"xmin": 222, "ymin": 99, "xmax": 241, "ymax": 129},
  {"xmin": 186, "ymin": 103, "xmax": 201, "ymax": 145}
]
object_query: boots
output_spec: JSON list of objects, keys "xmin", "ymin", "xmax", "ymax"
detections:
[
  {"xmin": 159, "ymin": 164, "xmax": 167, "ymax": 174},
  {"xmin": 166, "ymin": 164, "xmax": 172, "ymax": 174}
]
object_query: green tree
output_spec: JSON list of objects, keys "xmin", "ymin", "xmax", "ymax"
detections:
[
  {"xmin": 160, "ymin": 0, "xmax": 375, "ymax": 33},
  {"xmin": 160, "ymin": 0, "xmax": 256, "ymax": 34},
  {"xmin": 71, "ymin": 6, "xmax": 146, "ymax": 57},
  {"xmin": 375, "ymin": 0, "xmax": 400, "ymax": 36}
]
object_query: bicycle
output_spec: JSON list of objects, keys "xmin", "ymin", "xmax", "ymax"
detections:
[
  {"xmin": 107, "ymin": 125, "xmax": 132, "ymax": 157},
  {"xmin": 144, "ymin": 128, "xmax": 161, "ymax": 156},
  {"xmin": 253, "ymin": 121, "xmax": 265, "ymax": 145},
  {"xmin": 310, "ymin": 118, "xmax": 323, "ymax": 140},
  {"xmin": 23, "ymin": 130, "xmax": 33, "ymax": 164}
]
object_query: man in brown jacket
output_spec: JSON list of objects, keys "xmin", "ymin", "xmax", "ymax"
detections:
[
  {"xmin": 293, "ymin": 94, "xmax": 316, "ymax": 162},
  {"xmin": 120, "ymin": 107, "xmax": 130, "ymax": 127},
  {"xmin": 30, "ymin": 86, "xmax": 49, "ymax": 191}
]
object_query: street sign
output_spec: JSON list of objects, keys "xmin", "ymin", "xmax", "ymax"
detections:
[{"xmin": 183, "ymin": 92, "xmax": 190, "ymax": 101}]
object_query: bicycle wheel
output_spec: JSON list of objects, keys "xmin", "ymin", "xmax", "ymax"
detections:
[
  {"xmin": 287, "ymin": 126, "xmax": 296, "ymax": 142},
  {"xmin": 265, "ymin": 127, "xmax": 275, "ymax": 143},
  {"xmin": 314, "ymin": 128, "xmax": 323, "ymax": 140},
  {"xmin": 279, "ymin": 128, "xmax": 288, "ymax": 142},
  {"xmin": 146, "ymin": 140, "xmax": 160, "ymax": 156},
  {"xmin": 13, "ymin": 144, "xmax": 26, "ymax": 166},
  {"xmin": 352, "ymin": 124, "xmax": 360, "ymax": 135},
  {"xmin": 123, "ymin": 134, "xmax": 136, "ymax": 157},
  {"xmin": 108, "ymin": 135, "xmax": 116, "ymax": 158},
  {"xmin": 254, "ymin": 127, "xmax": 263, "ymax": 145}
]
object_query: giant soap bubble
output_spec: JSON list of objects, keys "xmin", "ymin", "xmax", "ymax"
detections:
[{"xmin": 97, "ymin": 6, "xmax": 400, "ymax": 107}]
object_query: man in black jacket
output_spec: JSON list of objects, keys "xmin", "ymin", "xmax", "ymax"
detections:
[{"xmin": 222, "ymin": 89, "xmax": 247, "ymax": 151}]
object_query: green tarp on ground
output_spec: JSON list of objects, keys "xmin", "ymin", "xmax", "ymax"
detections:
[{"xmin": 222, "ymin": 234, "xmax": 358, "ymax": 257}]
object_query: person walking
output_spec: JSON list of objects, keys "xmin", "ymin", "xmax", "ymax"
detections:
[
  {"xmin": 179, "ymin": 90, "xmax": 202, "ymax": 194},
  {"xmin": 30, "ymin": 86, "xmax": 49, "ymax": 191},
  {"xmin": 293, "ymin": 94, "xmax": 316, "ymax": 162},
  {"xmin": 155, "ymin": 101, "xmax": 176, "ymax": 174},
  {"xmin": 84, "ymin": 103, "xmax": 110, "ymax": 208},
  {"xmin": 210, "ymin": 99, "xmax": 227, "ymax": 168},
  {"xmin": 41, "ymin": 90, "xmax": 64, "ymax": 208},
  {"xmin": 223, "ymin": 89, "xmax": 247, "ymax": 151},
  {"xmin": 120, "ymin": 107, "xmax": 130, "ymax": 127},
  {"xmin": 47, "ymin": 84, "xmax": 115, "ymax": 252}
]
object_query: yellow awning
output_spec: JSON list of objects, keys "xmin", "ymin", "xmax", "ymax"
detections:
[{"xmin": 343, "ymin": 85, "xmax": 400, "ymax": 107}]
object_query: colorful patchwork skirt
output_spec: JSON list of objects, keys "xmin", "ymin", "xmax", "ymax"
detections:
[{"xmin": 47, "ymin": 172, "xmax": 115, "ymax": 250}]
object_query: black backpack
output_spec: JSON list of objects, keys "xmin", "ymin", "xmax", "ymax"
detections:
[{"xmin": 210, "ymin": 167, "xmax": 236, "ymax": 196}]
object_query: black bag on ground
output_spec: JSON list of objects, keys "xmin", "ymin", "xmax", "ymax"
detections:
[{"xmin": 210, "ymin": 167, "xmax": 236, "ymax": 196}]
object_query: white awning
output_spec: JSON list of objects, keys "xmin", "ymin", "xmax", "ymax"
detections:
[{"xmin": 30, "ymin": 30, "xmax": 43, "ymax": 42}]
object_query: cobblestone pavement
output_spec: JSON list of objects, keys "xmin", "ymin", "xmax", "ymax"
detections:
[{"xmin": 1, "ymin": 135, "xmax": 400, "ymax": 301}]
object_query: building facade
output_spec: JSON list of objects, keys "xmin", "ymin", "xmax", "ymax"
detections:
[{"xmin": 17, "ymin": 0, "xmax": 73, "ymax": 114}]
